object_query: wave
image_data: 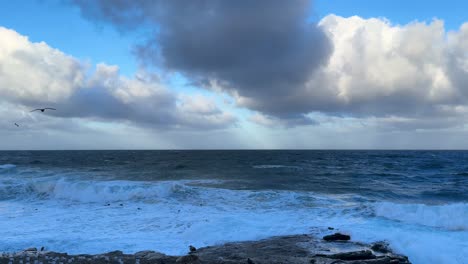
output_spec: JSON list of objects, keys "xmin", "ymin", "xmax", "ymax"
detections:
[
  {"xmin": 253, "ymin": 164, "xmax": 302, "ymax": 169},
  {"xmin": 0, "ymin": 164, "xmax": 16, "ymax": 170},
  {"xmin": 0, "ymin": 177, "xmax": 354, "ymax": 211},
  {"xmin": 374, "ymin": 202, "xmax": 468, "ymax": 230},
  {"xmin": 2, "ymin": 178, "xmax": 206, "ymax": 203},
  {"xmin": 0, "ymin": 177, "xmax": 467, "ymax": 263}
]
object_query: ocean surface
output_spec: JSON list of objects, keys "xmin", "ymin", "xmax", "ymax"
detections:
[{"xmin": 0, "ymin": 150, "xmax": 467, "ymax": 263}]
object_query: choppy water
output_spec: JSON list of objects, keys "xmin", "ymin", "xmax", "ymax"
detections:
[{"xmin": 0, "ymin": 150, "xmax": 467, "ymax": 263}]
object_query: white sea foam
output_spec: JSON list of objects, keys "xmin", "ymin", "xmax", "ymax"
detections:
[
  {"xmin": 0, "ymin": 181, "xmax": 333, "ymax": 254},
  {"xmin": 374, "ymin": 202, "xmax": 468, "ymax": 230},
  {"xmin": 0, "ymin": 178, "xmax": 467, "ymax": 264},
  {"xmin": 31, "ymin": 179, "xmax": 192, "ymax": 203}
]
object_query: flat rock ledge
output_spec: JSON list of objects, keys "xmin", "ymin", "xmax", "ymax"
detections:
[{"xmin": 0, "ymin": 235, "xmax": 410, "ymax": 264}]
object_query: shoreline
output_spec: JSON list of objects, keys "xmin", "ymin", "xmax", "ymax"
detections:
[{"xmin": 0, "ymin": 234, "xmax": 411, "ymax": 264}]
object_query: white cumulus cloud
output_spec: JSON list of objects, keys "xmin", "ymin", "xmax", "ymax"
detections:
[{"xmin": 0, "ymin": 26, "xmax": 237, "ymax": 131}]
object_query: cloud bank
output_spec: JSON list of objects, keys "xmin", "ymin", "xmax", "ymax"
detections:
[
  {"xmin": 2, "ymin": 0, "xmax": 468, "ymax": 144},
  {"xmin": 72, "ymin": 0, "xmax": 332, "ymax": 123},
  {"xmin": 0, "ymin": 27, "xmax": 236, "ymax": 130},
  {"xmin": 72, "ymin": 0, "xmax": 468, "ymax": 129}
]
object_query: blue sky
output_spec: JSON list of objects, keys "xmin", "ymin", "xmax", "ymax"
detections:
[
  {"xmin": 0, "ymin": 0, "xmax": 137, "ymax": 76},
  {"xmin": 316, "ymin": 0, "xmax": 467, "ymax": 30},
  {"xmin": 1, "ymin": 0, "xmax": 466, "ymax": 78},
  {"xmin": 0, "ymin": 1, "xmax": 467, "ymax": 149}
]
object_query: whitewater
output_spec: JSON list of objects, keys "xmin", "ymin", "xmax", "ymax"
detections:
[{"xmin": 0, "ymin": 150, "xmax": 467, "ymax": 264}]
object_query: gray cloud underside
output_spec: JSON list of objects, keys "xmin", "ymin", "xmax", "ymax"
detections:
[
  {"xmin": 72, "ymin": 0, "xmax": 468, "ymax": 129},
  {"xmin": 72, "ymin": 0, "xmax": 332, "ymax": 122},
  {"xmin": 0, "ymin": 27, "xmax": 236, "ymax": 130}
]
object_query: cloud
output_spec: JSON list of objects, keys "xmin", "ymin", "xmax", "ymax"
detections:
[
  {"xmin": 249, "ymin": 112, "xmax": 317, "ymax": 128},
  {"xmin": 71, "ymin": 0, "xmax": 468, "ymax": 129},
  {"xmin": 71, "ymin": 0, "xmax": 332, "ymax": 119},
  {"xmin": 313, "ymin": 15, "xmax": 464, "ymax": 116},
  {"xmin": 248, "ymin": 15, "xmax": 467, "ymax": 124},
  {"xmin": 0, "ymin": 26, "xmax": 236, "ymax": 131},
  {"xmin": 0, "ymin": 27, "xmax": 83, "ymax": 104}
]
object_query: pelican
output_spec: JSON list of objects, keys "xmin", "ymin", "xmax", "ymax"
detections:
[{"xmin": 30, "ymin": 108, "xmax": 56, "ymax": 113}]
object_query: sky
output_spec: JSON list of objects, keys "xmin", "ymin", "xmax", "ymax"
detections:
[{"xmin": 0, "ymin": 0, "xmax": 467, "ymax": 149}]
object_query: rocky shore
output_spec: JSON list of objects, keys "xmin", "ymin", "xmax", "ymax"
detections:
[{"xmin": 0, "ymin": 234, "xmax": 410, "ymax": 264}]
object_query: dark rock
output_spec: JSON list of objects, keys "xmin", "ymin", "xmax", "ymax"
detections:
[
  {"xmin": 176, "ymin": 254, "xmax": 200, "ymax": 264},
  {"xmin": 328, "ymin": 227, "xmax": 335, "ymax": 230},
  {"xmin": 105, "ymin": 250, "xmax": 123, "ymax": 256},
  {"xmin": 134, "ymin": 250, "xmax": 156, "ymax": 258},
  {"xmin": 326, "ymin": 250, "xmax": 376, "ymax": 260},
  {"xmin": 189, "ymin": 245, "xmax": 197, "ymax": 253},
  {"xmin": 323, "ymin": 233, "xmax": 351, "ymax": 241},
  {"xmin": 357, "ymin": 256, "xmax": 411, "ymax": 264},
  {"xmin": 371, "ymin": 242, "xmax": 391, "ymax": 253},
  {"xmin": 1, "ymin": 234, "xmax": 411, "ymax": 264},
  {"xmin": 24, "ymin": 247, "xmax": 37, "ymax": 252},
  {"xmin": 315, "ymin": 250, "xmax": 411, "ymax": 264},
  {"xmin": 146, "ymin": 252, "xmax": 175, "ymax": 262}
]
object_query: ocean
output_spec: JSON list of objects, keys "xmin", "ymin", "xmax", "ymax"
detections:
[{"xmin": 0, "ymin": 150, "xmax": 467, "ymax": 263}]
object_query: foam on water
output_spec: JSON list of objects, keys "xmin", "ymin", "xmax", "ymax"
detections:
[
  {"xmin": 374, "ymin": 202, "xmax": 468, "ymax": 230},
  {"xmin": 30, "ymin": 179, "xmax": 201, "ymax": 203},
  {"xmin": 0, "ymin": 165, "xmax": 467, "ymax": 264},
  {"xmin": 0, "ymin": 179, "xmax": 339, "ymax": 254}
]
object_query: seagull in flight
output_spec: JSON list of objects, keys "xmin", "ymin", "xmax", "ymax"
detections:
[
  {"xmin": 30, "ymin": 108, "xmax": 56, "ymax": 113},
  {"xmin": 14, "ymin": 123, "xmax": 19, "ymax": 127}
]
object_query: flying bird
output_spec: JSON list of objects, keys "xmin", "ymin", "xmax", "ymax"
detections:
[
  {"xmin": 14, "ymin": 123, "xmax": 19, "ymax": 127},
  {"xmin": 30, "ymin": 108, "xmax": 56, "ymax": 113}
]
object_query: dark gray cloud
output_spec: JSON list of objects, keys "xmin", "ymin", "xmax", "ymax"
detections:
[
  {"xmin": 43, "ymin": 66, "xmax": 237, "ymax": 130},
  {"xmin": 71, "ymin": 2, "xmax": 468, "ymax": 130},
  {"xmin": 72, "ymin": 0, "xmax": 333, "ymax": 121}
]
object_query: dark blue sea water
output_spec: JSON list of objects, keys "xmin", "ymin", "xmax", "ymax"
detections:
[{"xmin": 0, "ymin": 150, "xmax": 467, "ymax": 263}]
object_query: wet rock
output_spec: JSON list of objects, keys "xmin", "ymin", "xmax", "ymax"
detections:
[
  {"xmin": 323, "ymin": 233, "xmax": 351, "ymax": 241},
  {"xmin": 176, "ymin": 254, "xmax": 200, "ymax": 264},
  {"xmin": 1, "ymin": 234, "xmax": 411, "ymax": 264},
  {"xmin": 146, "ymin": 252, "xmax": 171, "ymax": 260},
  {"xmin": 371, "ymin": 242, "xmax": 391, "ymax": 253},
  {"xmin": 315, "ymin": 250, "xmax": 411, "ymax": 264},
  {"xmin": 326, "ymin": 250, "xmax": 376, "ymax": 260},
  {"xmin": 105, "ymin": 250, "xmax": 123, "ymax": 257},
  {"xmin": 189, "ymin": 245, "xmax": 197, "ymax": 253},
  {"xmin": 134, "ymin": 250, "xmax": 156, "ymax": 258},
  {"xmin": 24, "ymin": 248, "xmax": 37, "ymax": 252}
]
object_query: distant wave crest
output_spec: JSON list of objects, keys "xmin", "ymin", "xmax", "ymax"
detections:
[
  {"xmin": 28, "ymin": 179, "xmax": 202, "ymax": 203},
  {"xmin": 0, "ymin": 164, "xmax": 16, "ymax": 170},
  {"xmin": 374, "ymin": 202, "xmax": 468, "ymax": 230},
  {"xmin": 253, "ymin": 164, "xmax": 302, "ymax": 169}
]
